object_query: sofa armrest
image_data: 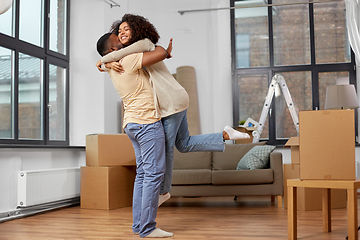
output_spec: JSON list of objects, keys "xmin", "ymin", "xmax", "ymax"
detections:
[{"xmin": 269, "ymin": 151, "xmax": 283, "ymax": 196}]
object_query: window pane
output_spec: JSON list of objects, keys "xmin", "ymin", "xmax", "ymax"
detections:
[
  {"xmin": 19, "ymin": 0, "xmax": 44, "ymax": 47},
  {"xmin": 234, "ymin": 0, "xmax": 269, "ymax": 67},
  {"xmin": 314, "ymin": 1, "xmax": 350, "ymax": 64},
  {"xmin": 272, "ymin": 0, "xmax": 310, "ymax": 66},
  {"xmin": 18, "ymin": 53, "xmax": 43, "ymax": 140},
  {"xmin": 0, "ymin": 47, "xmax": 14, "ymax": 138},
  {"xmin": 49, "ymin": 0, "xmax": 67, "ymax": 54},
  {"xmin": 238, "ymin": 74, "xmax": 269, "ymax": 139},
  {"xmin": 319, "ymin": 72, "xmax": 349, "ymax": 110},
  {"xmin": 274, "ymin": 72, "xmax": 312, "ymax": 139},
  {"xmin": 0, "ymin": 2, "xmax": 14, "ymax": 37},
  {"xmin": 49, "ymin": 64, "xmax": 66, "ymax": 140},
  {"xmin": 235, "ymin": 34, "xmax": 250, "ymax": 68}
]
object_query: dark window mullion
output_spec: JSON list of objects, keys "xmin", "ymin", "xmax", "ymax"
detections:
[
  {"xmin": 268, "ymin": 0, "xmax": 274, "ymax": 68},
  {"xmin": 44, "ymin": 59, "xmax": 49, "ymax": 145},
  {"xmin": 268, "ymin": 69, "xmax": 276, "ymax": 145},
  {"xmin": 268, "ymin": 0, "xmax": 276, "ymax": 144},
  {"xmin": 65, "ymin": 0, "xmax": 70, "ymax": 57},
  {"xmin": 309, "ymin": 3, "xmax": 316, "ymax": 67},
  {"xmin": 44, "ymin": 0, "xmax": 50, "ymax": 55},
  {"xmin": 43, "ymin": 0, "xmax": 49, "ymax": 144},
  {"xmin": 311, "ymin": 69, "xmax": 319, "ymax": 110},
  {"xmin": 13, "ymin": 49, "xmax": 19, "ymax": 141},
  {"xmin": 350, "ymin": 51, "xmax": 357, "ymax": 85},
  {"xmin": 308, "ymin": 2, "xmax": 319, "ymax": 110},
  {"xmin": 64, "ymin": 62, "xmax": 69, "ymax": 145},
  {"xmin": 230, "ymin": 0, "xmax": 238, "ymax": 126},
  {"xmin": 14, "ymin": 0, "xmax": 20, "ymax": 39}
]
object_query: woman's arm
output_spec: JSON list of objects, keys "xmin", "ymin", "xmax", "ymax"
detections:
[
  {"xmin": 142, "ymin": 39, "xmax": 173, "ymax": 67},
  {"xmin": 98, "ymin": 38, "xmax": 173, "ymax": 73},
  {"xmin": 96, "ymin": 38, "xmax": 153, "ymax": 72},
  {"xmin": 101, "ymin": 38, "xmax": 153, "ymax": 64}
]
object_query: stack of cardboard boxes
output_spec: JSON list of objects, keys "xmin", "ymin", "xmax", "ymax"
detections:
[
  {"xmin": 81, "ymin": 134, "xmax": 136, "ymax": 210},
  {"xmin": 283, "ymin": 109, "xmax": 356, "ymax": 210}
]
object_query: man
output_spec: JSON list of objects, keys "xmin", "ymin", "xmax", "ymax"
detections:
[{"xmin": 99, "ymin": 37, "xmax": 174, "ymax": 237}]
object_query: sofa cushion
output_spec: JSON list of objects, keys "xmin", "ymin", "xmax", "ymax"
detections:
[
  {"xmin": 172, "ymin": 169, "xmax": 212, "ymax": 185},
  {"xmin": 212, "ymin": 142, "xmax": 266, "ymax": 170},
  {"xmin": 173, "ymin": 150, "xmax": 212, "ymax": 170},
  {"xmin": 211, "ymin": 169, "xmax": 274, "ymax": 185},
  {"xmin": 236, "ymin": 145, "xmax": 276, "ymax": 170}
]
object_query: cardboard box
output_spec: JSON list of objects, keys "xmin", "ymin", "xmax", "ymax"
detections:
[
  {"xmin": 86, "ymin": 134, "xmax": 136, "ymax": 166},
  {"xmin": 299, "ymin": 110, "xmax": 355, "ymax": 180},
  {"xmin": 284, "ymin": 137, "xmax": 299, "ymax": 164},
  {"xmin": 234, "ymin": 126, "xmax": 256, "ymax": 144},
  {"xmin": 81, "ymin": 166, "xmax": 136, "ymax": 210},
  {"xmin": 283, "ymin": 164, "xmax": 347, "ymax": 211}
]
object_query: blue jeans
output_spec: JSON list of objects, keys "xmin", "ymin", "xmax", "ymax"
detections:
[
  {"xmin": 124, "ymin": 121, "xmax": 166, "ymax": 237},
  {"xmin": 160, "ymin": 109, "xmax": 225, "ymax": 194}
]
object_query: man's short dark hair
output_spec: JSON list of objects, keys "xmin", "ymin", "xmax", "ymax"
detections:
[{"xmin": 96, "ymin": 33, "xmax": 112, "ymax": 56}]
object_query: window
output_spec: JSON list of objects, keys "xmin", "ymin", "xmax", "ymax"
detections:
[
  {"xmin": 231, "ymin": 0, "xmax": 356, "ymax": 145},
  {"xmin": 0, "ymin": 47, "xmax": 13, "ymax": 139},
  {"xmin": 0, "ymin": 0, "xmax": 69, "ymax": 145},
  {"xmin": 49, "ymin": 0, "xmax": 67, "ymax": 54},
  {"xmin": 19, "ymin": 0, "xmax": 44, "ymax": 47},
  {"xmin": 18, "ymin": 53, "xmax": 44, "ymax": 140}
]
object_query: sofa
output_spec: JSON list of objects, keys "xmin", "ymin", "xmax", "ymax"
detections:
[{"xmin": 169, "ymin": 142, "xmax": 283, "ymax": 207}]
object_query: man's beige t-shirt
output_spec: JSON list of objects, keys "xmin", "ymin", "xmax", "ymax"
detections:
[{"xmin": 108, "ymin": 53, "xmax": 160, "ymax": 128}]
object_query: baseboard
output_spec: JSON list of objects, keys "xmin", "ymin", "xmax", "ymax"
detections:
[{"xmin": 0, "ymin": 197, "xmax": 80, "ymax": 223}]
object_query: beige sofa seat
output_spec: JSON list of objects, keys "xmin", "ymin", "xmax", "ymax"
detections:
[
  {"xmin": 212, "ymin": 169, "xmax": 274, "ymax": 185},
  {"xmin": 172, "ymin": 169, "xmax": 212, "ymax": 185}
]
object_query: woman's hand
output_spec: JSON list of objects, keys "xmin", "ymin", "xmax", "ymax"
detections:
[
  {"xmin": 166, "ymin": 38, "xmax": 173, "ymax": 59},
  {"xmin": 105, "ymin": 61, "xmax": 124, "ymax": 73},
  {"xmin": 96, "ymin": 60, "xmax": 105, "ymax": 72}
]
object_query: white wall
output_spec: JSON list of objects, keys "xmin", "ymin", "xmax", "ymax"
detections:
[{"xmin": 69, "ymin": 0, "xmax": 106, "ymax": 146}]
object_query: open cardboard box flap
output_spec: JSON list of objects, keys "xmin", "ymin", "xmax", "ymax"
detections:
[{"xmin": 284, "ymin": 137, "xmax": 299, "ymax": 148}]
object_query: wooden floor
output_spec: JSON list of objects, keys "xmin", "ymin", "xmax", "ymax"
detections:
[{"xmin": 0, "ymin": 196, "xmax": 356, "ymax": 240}]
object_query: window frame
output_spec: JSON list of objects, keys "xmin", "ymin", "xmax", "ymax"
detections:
[
  {"xmin": 230, "ymin": 0, "xmax": 357, "ymax": 146},
  {"xmin": 0, "ymin": 0, "xmax": 70, "ymax": 146}
]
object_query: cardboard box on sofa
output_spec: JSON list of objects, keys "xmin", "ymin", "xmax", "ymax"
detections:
[
  {"xmin": 299, "ymin": 109, "xmax": 355, "ymax": 180},
  {"xmin": 81, "ymin": 166, "xmax": 136, "ymax": 210},
  {"xmin": 86, "ymin": 134, "xmax": 136, "ymax": 166},
  {"xmin": 284, "ymin": 137, "xmax": 299, "ymax": 164},
  {"xmin": 283, "ymin": 164, "xmax": 347, "ymax": 211}
]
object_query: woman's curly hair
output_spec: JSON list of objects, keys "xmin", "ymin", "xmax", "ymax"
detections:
[{"xmin": 110, "ymin": 14, "xmax": 160, "ymax": 46}]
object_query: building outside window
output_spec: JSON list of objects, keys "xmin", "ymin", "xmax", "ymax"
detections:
[
  {"xmin": 231, "ymin": 0, "xmax": 356, "ymax": 145},
  {"xmin": 0, "ymin": 0, "xmax": 69, "ymax": 145}
]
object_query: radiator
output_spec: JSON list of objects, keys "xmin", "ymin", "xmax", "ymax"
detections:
[{"xmin": 18, "ymin": 167, "xmax": 80, "ymax": 207}]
